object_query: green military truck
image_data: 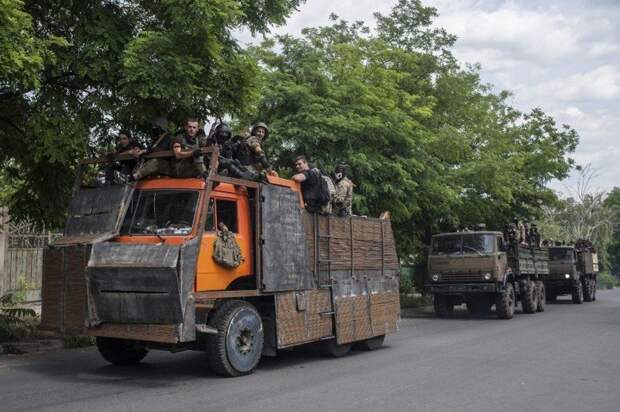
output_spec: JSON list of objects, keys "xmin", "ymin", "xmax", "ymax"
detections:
[
  {"xmin": 544, "ymin": 242, "xmax": 598, "ymax": 304},
  {"xmin": 426, "ymin": 230, "xmax": 549, "ymax": 319}
]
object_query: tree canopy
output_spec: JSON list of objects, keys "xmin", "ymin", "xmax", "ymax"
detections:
[
  {"xmin": 1, "ymin": 0, "xmax": 584, "ymax": 280},
  {"xmin": 243, "ymin": 1, "xmax": 578, "ymax": 262},
  {"xmin": 0, "ymin": 0, "xmax": 302, "ymax": 227}
]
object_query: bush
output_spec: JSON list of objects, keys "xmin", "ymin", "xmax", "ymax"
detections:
[
  {"xmin": 0, "ymin": 293, "xmax": 39, "ymax": 343},
  {"xmin": 597, "ymin": 272, "xmax": 618, "ymax": 290}
]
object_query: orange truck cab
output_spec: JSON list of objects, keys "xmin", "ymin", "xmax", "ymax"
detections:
[{"xmin": 41, "ymin": 153, "xmax": 399, "ymax": 377}]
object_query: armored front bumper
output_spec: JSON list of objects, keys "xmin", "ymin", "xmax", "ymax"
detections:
[{"xmin": 427, "ymin": 282, "xmax": 499, "ymax": 294}]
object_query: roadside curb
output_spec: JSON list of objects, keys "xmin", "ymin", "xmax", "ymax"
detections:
[{"xmin": 1, "ymin": 339, "xmax": 64, "ymax": 355}]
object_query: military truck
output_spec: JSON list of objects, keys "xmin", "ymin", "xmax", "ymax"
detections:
[
  {"xmin": 426, "ymin": 230, "xmax": 549, "ymax": 319},
  {"xmin": 545, "ymin": 242, "xmax": 598, "ymax": 304},
  {"xmin": 40, "ymin": 148, "xmax": 400, "ymax": 376}
]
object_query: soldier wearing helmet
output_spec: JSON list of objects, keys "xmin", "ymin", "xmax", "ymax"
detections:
[
  {"xmin": 332, "ymin": 164, "xmax": 353, "ymax": 216},
  {"xmin": 133, "ymin": 117, "xmax": 174, "ymax": 180}
]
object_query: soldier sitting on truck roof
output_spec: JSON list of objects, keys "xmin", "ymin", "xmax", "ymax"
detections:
[
  {"xmin": 292, "ymin": 155, "xmax": 331, "ymax": 214},
  {"xmin": 169, "ymin": 118, "xmax": 207, "ymax": 178},
  {"xmin": 208, "ymin": 123, "xmax": 256, "ymax": 181},
  {"xmin": 219, "ymin": 122, "xmax": 276, "ymax": 181},
  {"xmin": 104, "ymin": 131, "xmax": 145, "ymax": 184},
  {"xmin": 132, "ymin": 118, "xmax": 174, "ymax": 180}
]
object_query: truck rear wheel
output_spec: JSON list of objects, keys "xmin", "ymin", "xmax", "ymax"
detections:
[
  {"xmin": 354, "ymin": 335, "xmax": 385, "ymax": 351},
  {"xmin": 535, "ymin": 281, "xmax": 545, "ymax": 312},
  {"xmin": 320, "ymin": 339, "xmax": 353, "ymax": 357},
  {"xmin": 591, "ymin": 279, "xmax": 597, "ymax": 301},
  {"xmin": 433, "ymin": 295, "xmax": 454, "ymax": 318},
  {"xmin": 572, "ymin": 280, "xmax": 584, "ymax": 304},
  {"xmin": 96, "ymin": 337, "xmax": 148, "ymax": 365},
  {"xmin": 521, "ymin": 280, "xmax": 538, "ymax": 314},
  {"xmin": 583, "ymin": 278, "xmax": 593, "ymax": 302},
  {"xmin": 496, "ymin": 283, "xmax": 515, "ymax": 319},
  {"xmin": 206, "ymin": 300, "xmax": 264, "ymax": 377}
]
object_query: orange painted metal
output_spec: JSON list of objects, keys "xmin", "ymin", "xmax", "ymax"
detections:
[{"xmin": 113, "ymin": 179, "xmax": 258, "ymax": 292}]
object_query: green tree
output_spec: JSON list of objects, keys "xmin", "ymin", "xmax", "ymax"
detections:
[
  {"xmin": 244, "ymin": 1, "xmax": 578, "ymax": 287},
  {"xmin": 604, "ymin": 187, "xmax": 620, "ymax": 275},
  {"xmin": 0, "ymin": 0, "xmax": 302, "ymax": 228}
]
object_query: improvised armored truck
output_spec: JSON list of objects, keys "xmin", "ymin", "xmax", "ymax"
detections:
[
  {"xmin": 40, "ymin": 148, "xmax": 400, "ymax": 376},
  {"xmin": 545, "ymin": 244, "xmax": 598, "ymax": 303},
  {"xmin": 426, "ymin": 230, "xmax": 549, "ymax": 319}
]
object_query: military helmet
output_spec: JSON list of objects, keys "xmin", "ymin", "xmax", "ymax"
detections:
[
  {"xmin": 251, "ymin": 122, "xmax": 269, "ymax": 140},
  {"xmin": 150, "ymin": 117, "xmax": 169, "ymax": 136},
  {"xmin": 214, "ymin": 122, "xmax": 232, "ymax": 143}
]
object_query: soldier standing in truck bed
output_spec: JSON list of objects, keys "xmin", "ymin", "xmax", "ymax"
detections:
[
  {"xmin": 105, "ymin": 131, "xmax": 145, "ymax": 183},
  {"xmin": 332, "ymin": 164, "xmax": 353, "ymax": 216}
]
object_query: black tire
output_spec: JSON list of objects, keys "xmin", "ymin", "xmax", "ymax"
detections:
[
  {"xmin": 535, "ymin": 281, "xmax": 545, "ymax": 312},
  {"xmin": 206, "ymin": 300, "xmax": 264, "ymax": 377},
  {"xmin": 96, "ymin": 337, "xmax": 148, "ymax": 365},
  {"xmin": 320, "ymin": 339, "xmax": 353, "ymax": 357},
  {"xmin": 572, "ymin": 280, "xmax": 584, "ymax": 304},
  {"xmin": 583, "ymin": 278, "xmax": 594, "ymax": 302},
  {"xmin": 433, "ymin": 295, "xmax": 454, "ymax": 318},
  {"xmin": 592, "ymin": 278, "xmax": 597, "ymax": 301},
  {"xmin": 354, "ymin": 335, "xmax": 385, "ymax": 351},
  {"xmin": 521, "ymin": 280, "xmax": 537, "ymax": 314},
  {"xmin": 496, "ymin": 283, "xmax": 515, "ymax": 319}
]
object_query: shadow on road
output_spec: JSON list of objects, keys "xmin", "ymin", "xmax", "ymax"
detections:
[{"xmin": 14, "ymin": 341, "xmax": 379, "ymax": 387}]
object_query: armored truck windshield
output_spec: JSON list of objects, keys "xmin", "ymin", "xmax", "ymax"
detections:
[
  {"xmin": 432, "ymin": 233, "xmax": 495, "ymax": 255},
  {"xmin": 548, "ymin": 247, "xmax": 574, "ymax": 261},
  {"xmin": 120, "ymin": 189, "xmax": 199, "ymax": 236}
]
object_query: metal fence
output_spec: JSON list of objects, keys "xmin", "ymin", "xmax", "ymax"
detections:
[{"xmin": 0, "ymin": 208, "xmax": 60, "ymax": 296}]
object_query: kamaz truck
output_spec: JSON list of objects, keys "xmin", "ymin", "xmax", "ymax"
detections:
[
  {"xmin": 40, "ymin": 148, "xmax": 400, "ymax": 376},
  {"xmin": 545, "ymin": 243, "xmax": 598, "ymax": 304},
  {"xmin": 426, "ymin": 230, "xmax": 549, "ymax": 319}
]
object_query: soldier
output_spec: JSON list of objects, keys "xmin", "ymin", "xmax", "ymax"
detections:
[
  {"xmin": 132, "ymin": 118, "xmax": 173, "ymax": 180},
  {"xmin": 209, "ymin": 123, "xmax": 255, "ymax": 180},
  {"xmin": 105, "ymin": 131, "xmax": 144, "ymax": 183},
  {"xmin": 332, "ymin": 164, "xmax": 353, "ymax": 216},
  {"xmin": 229, "ymin": 122, "xmax": 277, "ymax": 179},
  {"xmin": 169, "ymin": 118, "xmax": 207, "ymax": 178},
  {"xmin": 292, "ymin": 155, "xmax": 331, "ymax": 214},
  {"xmin": 514, "ymin": 218, "xmax": 526, "ymax": 246},
  {"xmin": 530, "ymin": 224, "xmax": 541, "ymax": 248}
]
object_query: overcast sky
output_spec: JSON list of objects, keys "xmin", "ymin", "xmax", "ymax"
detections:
[{"xmin": 243, "ymin": 0, "xmax": 620, "ymax": 194}]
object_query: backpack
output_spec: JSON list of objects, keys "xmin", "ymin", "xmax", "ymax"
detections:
[
  {"xmin": 213, "ymin": 229, "xmax": 244, "ymax": 269},
  {"xmin": 313, "ymin": 168, "xmax": 333, "ymax": 206}
]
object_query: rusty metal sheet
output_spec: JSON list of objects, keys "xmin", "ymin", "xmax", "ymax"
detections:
[
  {"xmin": 261, "ymin": 184, "xmax": 314, "ymax": 292},
  {"xmin": 179, "ymin": 236, "xmax": 200, "ymax": 342},
  {"xmin": 58, "ymin": 184, "xmax": 134, "ymax": 245},
  {"xmin": 86, "ymin": 242, "xmax": 182, "ymax": 325}
]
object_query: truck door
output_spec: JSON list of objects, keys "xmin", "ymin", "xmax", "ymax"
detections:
[{"xmin": 195, "ymin": 194, "xmax": 253, "ymax": 291}]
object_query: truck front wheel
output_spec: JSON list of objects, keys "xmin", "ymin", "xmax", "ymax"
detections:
[
  {"xmin": 572, "ymin": 280, "xmax": 584, "ymax": 304},
  {"xmin": 206, "ymin": 300, "xmax": 264, "ymax": 377},
  {"xmin": 521, "ymin": 280, "xmax": 538, "ymax": 314},
  {"xmin": 496, "ymin": 283, "xmax": 515, "ymax": 319},
  {"xmin": 354, "ymin": 335, "xmax": 385, "ymax": 351},
  {"xmin": 535, "ymin": 281, "xmax": 545, "ymax": 312},
  {"xmin": 96, "ymin": 337, "xmax": 148, "ymax": 365},
  {"xmin": 433, "ymin": 295, "xmax": 454, "ymax": 318}
]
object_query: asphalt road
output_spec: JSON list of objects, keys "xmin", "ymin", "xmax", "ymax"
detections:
[{"xmin": 2, "ymin": 290, "xmax": 620, "ymax": 412}]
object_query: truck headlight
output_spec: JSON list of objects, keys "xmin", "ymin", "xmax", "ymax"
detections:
[
  {"xmin": 432, "ymin": 274, "xmax": 439, "ymax": 282},
  {"xmin": 483, "ymin": 273, "xmax": 492, "ymax": 280},
  {"xmin": 564, "ymin": 274, "xmax": 570, "ymax": 279}
]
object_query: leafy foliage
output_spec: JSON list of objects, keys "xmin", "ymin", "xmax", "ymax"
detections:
[
  {"xmin": 0, "ymin": 0, "xmax": 303, "ymax": 228},
  {"xmin": 243, "ymin": 2, "xmax": 578, "ymax": 269},
  {"xmin": 604, "ymin": 187, "xmax": 620, "ymax": 275},
  {"xmin": 0, "ymin": 293, "xmax": 38, "ymax": 342}
]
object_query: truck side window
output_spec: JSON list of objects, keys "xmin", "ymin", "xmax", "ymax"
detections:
[{"xmin": 216, "ymin": 199, "xmax": 238, "ymax": 233}]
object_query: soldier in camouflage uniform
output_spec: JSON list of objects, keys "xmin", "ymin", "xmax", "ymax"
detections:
[
  {"xmin": 169, "ymin": 118, "xmax": 207, "ymax": 178},
  {"xmin": 332, "ymin": 164, "xmax": 353, "ymax": 216},
  {"xmin": 133, "ymin": 118, "xmax": 173, "ymax": 180}
]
